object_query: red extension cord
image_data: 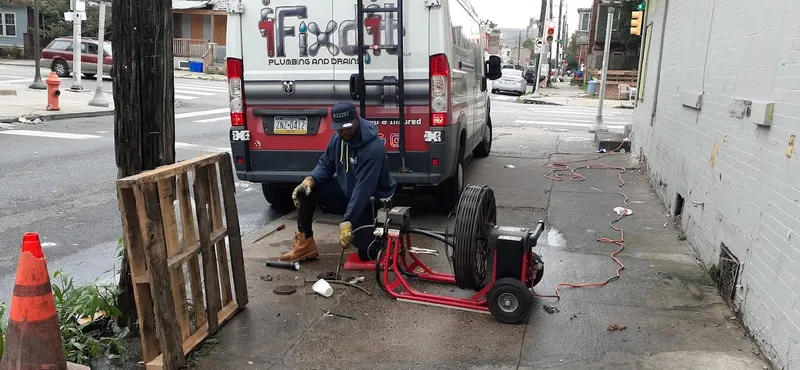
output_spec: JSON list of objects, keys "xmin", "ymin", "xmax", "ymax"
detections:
[{"xmin": 534, "ymin": 145, "xmax": 630, "ymax": 300}]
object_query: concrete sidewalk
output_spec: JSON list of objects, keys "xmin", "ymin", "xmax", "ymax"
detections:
[
  {"xmin": 0, "ymin": 82, "xmax": 114, "ymax": 123},
  {"xmin": 519, "ymin": 81, "xmax": 635, "ymax": 109},
  {"xmin": 191, "ymin": 126, "xmax": 771, "ymax": 369}
]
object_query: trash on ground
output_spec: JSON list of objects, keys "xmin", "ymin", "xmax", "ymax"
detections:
[
  {"xmin": 613, "ymin": 207, "xmax": 633, "ymax": 216},
  {"xmin": 607, "ymin": 324, "xmax": 627, "ymax": 331},
  {"xmin": 312, "ymin": 279, "xmax": 334, "ymax": 297},
  {"xmin": 321, "ymin": 309, "xmax": 356, "ymax": 320},
  {"xmin": 504, "ymin": 164, "xmax": 516, "ymax": 169},
  {"xmin": 317, "ymin": 271, "xmax": 337, "ymax": 280},
  {"xmin": 347, "ymin": 276, "xmax": 365, "ymax": 285},
  {"xmin": 273, "ymin": 285, "xmax": 297, "ymax": 295},
  {"xmin": 260, "ymin": 275, "xmax": 273, "ymax": 281},
  {"xmin": 599, "ymin": 149, "xmax": 607, "ymax": 153},
  {"xmin": 590, "ymin": 187, "xmax": 602, "ymax": 192},
  {"xmin": 543, "ymin": 304, "xmax": 560, "ymax": 314}
]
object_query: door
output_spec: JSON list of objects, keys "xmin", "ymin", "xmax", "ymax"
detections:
[{"xmin": 448, "ymin": 0, "xmax": 477, "ymax": 149}]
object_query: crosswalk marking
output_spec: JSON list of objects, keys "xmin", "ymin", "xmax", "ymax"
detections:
[
  {"xmin": 515, "ymin": 120, "xmax": 626, "ymax": 130},
  {"xmin": 175, "ymin": 142, "xmax": 230, "ymax": 152},
  {"xmin": 174, "ymin": 84, "xmax": 227, "ymax": 93},
  {"xmin": 175, "ymin": 108, "xmax": 229, "ymax": 119},
  {"xmin": 0, "ymin": 78, "xmax": 32, "ymax": 84},
  {"xmin": 194, "ymin": 116, "xmax": 230, "ymax": 123},
  {"xmin": 174, "ymin": 89, "xmax": 216, "ymax": 96},
  {"xmin": 0, "ymin": 130, "xmax": 101, "ymax": 139}
]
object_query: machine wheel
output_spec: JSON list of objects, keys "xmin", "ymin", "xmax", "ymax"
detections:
[
  {"xmin": 262, "ymin": 183, "xmax": 295, "ymax": 213},
  {"xmin": 488, "ymin": 278, "xmax": 534, "ymax": 324},
  {"xmin": 52, "ymin": 60, "xmax": 69, "ymax": 77},
  {"xmin": 527, "ymin": 252, "xmax": 544, "ymax": 288},
  {"xmin": 472, "ymin": 116, "xmax": 492, "ymax": 158}
]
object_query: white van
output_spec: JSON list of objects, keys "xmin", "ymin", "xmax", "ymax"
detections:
[{"xmin": 225, "ymin": 0, "xmax": 502, "ymax": 211}]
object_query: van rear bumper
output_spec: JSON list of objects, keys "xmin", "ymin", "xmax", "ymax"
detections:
[{"xmin": 237, "ymin": 170, "xmax": 444, "ymax": 185}]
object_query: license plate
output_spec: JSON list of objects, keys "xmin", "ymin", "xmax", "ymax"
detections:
[
  {"xmin": 274, "ymin": 116, "xmax": 308, "ymax": 134},
  {"xmin": 424, "ymin": 130, "xmax": 443, "ymax": 143},
  {"xmin": 231, "ymin": 130, "xmax": 250, "ymax": 141}
]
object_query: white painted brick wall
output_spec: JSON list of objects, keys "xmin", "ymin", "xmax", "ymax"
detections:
[{"xmin": 631, "ymin": 0, "xmax": 800, "ymax": 368}]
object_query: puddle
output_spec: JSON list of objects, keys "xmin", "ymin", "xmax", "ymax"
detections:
[{"xmin": 546, "ymin": 228, "xmax": 567, "ymax": 247}]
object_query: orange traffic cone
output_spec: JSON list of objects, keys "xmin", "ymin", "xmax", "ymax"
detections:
[{"xmin": 0, "ymin": 232, "xmax": 68, "ymax": 370}]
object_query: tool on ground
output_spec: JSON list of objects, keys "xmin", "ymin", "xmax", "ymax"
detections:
[
  {"xmin": 265, "ymin": 260, "xmax": 300, "ymax": 270},
  {"xmin": 252, "ymin": 223, "xmax": 286, "ymax": 244},
  {"xmin": 358, "ymin": 184, "xmax": 546, "ymax": 324},
  {"xmin": 320, "ymin": 309, "xmax": 356, "ymax": 320},
  {"xmin": 335, "ymin": 248, "xmax": 345, "ymax": 279}
]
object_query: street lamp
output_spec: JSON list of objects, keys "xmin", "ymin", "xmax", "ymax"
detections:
[{"xmin": 29, "ymin": 0, "xmax": 46, "ymax": 90}]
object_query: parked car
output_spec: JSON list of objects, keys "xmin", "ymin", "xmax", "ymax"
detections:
[
  {"xmin": 225, "ymin": 0, "xmax": 503, "ymax": 211},
  {"xmin": 492, "ymin": 68, "xmax": 528, "ymax": 95},
  {"xmin": 40, "ymin": 37, "xmax": 112, "ymax": 78}
]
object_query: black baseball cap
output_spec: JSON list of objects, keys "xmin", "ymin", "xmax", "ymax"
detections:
[{"xmin": 330, "ymin": 102, "xmax": 358, "ymax": 130}]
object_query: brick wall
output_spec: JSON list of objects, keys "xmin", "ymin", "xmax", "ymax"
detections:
[{"xmin": 630, "ymin": 0, "xmax": 800, "ymax": 368}]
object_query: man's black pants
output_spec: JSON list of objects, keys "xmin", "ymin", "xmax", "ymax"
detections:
[{"xmin": 296, "ymin": 181, "xmax": 379, "ymax": 261}]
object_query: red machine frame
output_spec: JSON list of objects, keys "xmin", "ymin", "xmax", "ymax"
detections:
[{"xmin": 376, "ymin": 228, "xmax": 539, "ymax": 314}]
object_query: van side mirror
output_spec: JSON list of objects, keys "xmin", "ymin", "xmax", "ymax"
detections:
[{"xmin": 485, "ymin": 55, "xmax": 502, "ymax": 80}]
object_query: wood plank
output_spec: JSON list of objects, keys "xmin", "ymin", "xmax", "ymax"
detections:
[
  {"xmin": 135, "ymin": 182, "xmax": 185, "ymax": 369},
  {"xmin": 116, "ymin": 185, "xmax": 160, "ymax": 363},
  {"xmin": 117, "ymin": 153, "xmax": 222, "ymax": 187},
  {"xmin": 192, "ymin": 165, "xmax": 222, "ymax": 334},
  {"xmin": 177, "ymin": 172, "xmax": 207, "ymax": 330},
  {"xmin": 205, "ymin": 163, "xmax": 233, "ymax": 306},
  {"xmin": 167, "ymin": 226, "xmax": 227, "ymax": 268},
  {"xmin": 217, "ymin": 153, "xmax": 248, "ymax": 308},
  {"xmin": 145, "ymin": 301, "xmax": 239, "ymax": 370},
  {"xmin": 157, "ymin": 178, "xmax": 191, "ymax": 341}
]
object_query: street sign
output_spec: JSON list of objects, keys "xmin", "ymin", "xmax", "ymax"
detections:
[
  {"xmin": 635, "ymin": 1, "xmax": 646, "ymax": 11},
  {"xmin": 534, "ymin": 38, "xmax": 543, "ymax": 54}
]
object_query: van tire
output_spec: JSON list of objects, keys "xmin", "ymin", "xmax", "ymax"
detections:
[
  {"xmin": 262, "ymin": 183, "xmax": 295, "ymax": 212},
  {"xmin": 473, "ymin": 116, "xmax": 492, "ymax": 158},
  {"xmin": 435, "ymin": 145, "xmax": 465, "ymax": 213}
]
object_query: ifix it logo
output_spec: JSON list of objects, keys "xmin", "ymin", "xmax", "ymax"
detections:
[{"xmin": 258, "ymin": 0, "xmax": 406, "ymax": 64}]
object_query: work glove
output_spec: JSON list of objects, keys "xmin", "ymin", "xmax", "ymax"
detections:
[
  {"xmin": 291, "ymin": 176, "xmax": 314, "ymax": 208},
  {"xmin": 339, "ymin": 221, "xmax": 353, "ymax": 248}
]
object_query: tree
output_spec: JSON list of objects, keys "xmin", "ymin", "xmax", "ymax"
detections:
[
  {"xmin": 564, "ymin": 31, "xmax": 579, "ymax": 70},
  {"xmin": 479, "ymin": 19, "xmax": 497, "ymax": 29},
  {"xmin": 1, "ymin": 0, "xmax": 112, "ymax": 41}
]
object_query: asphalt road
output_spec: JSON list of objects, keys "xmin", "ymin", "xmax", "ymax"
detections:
[{"xmin": 0, "ymin": 87, "xmax": 632, "ymax": 305}]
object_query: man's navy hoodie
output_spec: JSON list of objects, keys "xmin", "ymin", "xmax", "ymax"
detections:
[{"xmin": 309, "ymin": 118, "xmax": 396, "ymax": 222}]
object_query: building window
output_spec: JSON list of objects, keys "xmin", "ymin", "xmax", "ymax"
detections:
[
  {"xmin": 579, "ymin": 13, "xmax": 590, "ymax": 32},
  {"xmin": 1, "ymin": 13, "xmax": 16, "ymax": 37}
]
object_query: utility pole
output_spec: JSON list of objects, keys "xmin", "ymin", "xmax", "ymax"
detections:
[
  {"xmin": 89, "ymin": 0, "xmax": 108, "ymax": 107},
  {"xmin": 556, "ymin": 0, "xmax": 563, "ymax": 76},
  {"xmin": 534, "ymin": 0, "xmax": 549, "ymax": 96},
  {"xmin": 69, "ymin": 0, "xmax": 84, "ymax": 91},
  {"xmin": 112, "ymin": 0, "xmax": 177, "ymax": 336},
  {"xmin": 517, "ymin": 30, "xmax": 522, "ymax": 65},
  {"xmin": 29, "ymin": 0, "xmax": 45, "ymax": 90},
  {"xmin": 589, "ymin": 0, "xmax": 615, "ymax": 133}
]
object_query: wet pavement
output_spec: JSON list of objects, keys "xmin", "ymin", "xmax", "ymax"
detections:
[{"xmin": 190, "ymin": 105, "xmax": 771, "ymax": 369}]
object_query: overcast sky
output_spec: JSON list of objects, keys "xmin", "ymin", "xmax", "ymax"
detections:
[{"xmin": 472, "ymin": 0, "xmax": 594, "ymax": 35}]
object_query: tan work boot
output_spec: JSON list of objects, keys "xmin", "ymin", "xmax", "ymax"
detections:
[{"xmin": 280, "ymin": 232, "xmax": 319, "ymax": 262}]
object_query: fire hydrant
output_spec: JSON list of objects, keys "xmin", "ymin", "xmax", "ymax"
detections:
[{"xmin": 45, "ymin": 71, "xmax": 61, "ymax": 111}]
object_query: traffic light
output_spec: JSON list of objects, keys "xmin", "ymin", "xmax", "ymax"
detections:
[
  {"xmin": 630, "ymin": 11, "xmax": 643, "ymax": 35},
  {"xmin": 546, "ymin": 21, "xmax": 555, "ymax": 43}
]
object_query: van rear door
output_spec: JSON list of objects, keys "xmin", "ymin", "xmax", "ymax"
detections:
[{"xmin": 239, "ymin": 0, "xmax": 337, "ymax": 158}]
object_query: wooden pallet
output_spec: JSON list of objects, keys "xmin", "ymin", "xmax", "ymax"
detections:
[{"xmin": 116, "ymin": 152, "xmax": 248, "ymax": 370}]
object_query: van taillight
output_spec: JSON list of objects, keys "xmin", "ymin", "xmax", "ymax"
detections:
[
  {"xmin": 430, "ymin": 54, "xmax": 451, "ymax": 127},
  {"xmin": 226, "ymin": 58, "xmax": 246, "ymax": 126}
]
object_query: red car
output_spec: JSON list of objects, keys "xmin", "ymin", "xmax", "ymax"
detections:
[{"xmin": 40, "ymin": 37, "xmax": 113, "ymax": 78}]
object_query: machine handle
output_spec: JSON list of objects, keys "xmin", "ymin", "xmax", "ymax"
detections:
[{"xmin": 529, "ymin": 220, "xmax": 546, "ymax": 246}]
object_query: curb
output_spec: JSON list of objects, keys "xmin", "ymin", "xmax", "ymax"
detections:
[
  {"xmin": 0, "ymin": 60, "xmax": 35, "ymax": 68},
  {"xmin": 516, "ymin": 98, "xmax": 565, "ymax": 106},
  {"xmin": 0, "ymin": 109, "xmax": 114, "ymax": 124}
]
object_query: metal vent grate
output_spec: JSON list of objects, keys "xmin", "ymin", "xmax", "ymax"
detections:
[{"xmin": 717, "ymin": 244, "xmax": 740, "ymax": 308}]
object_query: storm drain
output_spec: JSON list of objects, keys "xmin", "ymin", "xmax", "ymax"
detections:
[{"xmin": 717, "ymin": 243, "xmax": 740, "ymax": 308}]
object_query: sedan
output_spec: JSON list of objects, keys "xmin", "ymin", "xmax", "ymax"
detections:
[{"xmin": 492, "ymin": 69, "xmax": 528, "ymax": 96}]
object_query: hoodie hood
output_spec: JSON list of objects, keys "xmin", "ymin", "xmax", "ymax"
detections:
[{"xmin": 342, "ymin": 118, "xmax": 378, "ymax": 148}]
